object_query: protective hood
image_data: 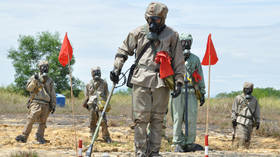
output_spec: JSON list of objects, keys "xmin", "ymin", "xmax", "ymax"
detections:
[{"xmin": 145, "ymin": 2, "xmax": 168, "ymax": 26}]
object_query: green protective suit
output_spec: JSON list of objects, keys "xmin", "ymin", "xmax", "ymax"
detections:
[{"xmin": 171, "ymin": 51, "xmax": 205, "ymax": 146}]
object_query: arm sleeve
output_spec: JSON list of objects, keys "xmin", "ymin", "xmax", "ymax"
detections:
[
  {"xmin": 231, "ymin": 97, "xmax": 239, "ymax": 121},
  {"xmin": 171, "ymin": 32, "xmax": 185, "ymax": 84},
  {"xmin": 26, "ymin": 76, "xmax": 39, "ymax": 92},
  {"xmin": 114, "ymin": 31, "xmax": 138, "ymax": 72},
  {"xmin": 197, "ymin": 59, "xmax": 206, "ymax": 95},
  {"xmin": 254, "ymin": 100, "xmax": 261, "ymax": 123},
  {"xmin": 50, "ymin": 81, "xmax": 56, "ymax": 107}
]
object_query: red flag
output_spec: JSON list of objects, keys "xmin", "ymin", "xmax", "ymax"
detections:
[
  {"xmin": 59, "ymin": 33, "xmax": 73, "ymax": 67},
  {"xmin": 201, "ymin": 34, "xmax": 218, "ymax": 65},
  {"xmin": 154, "ymin": 51, "xmax": 174, "ymax": 79}
]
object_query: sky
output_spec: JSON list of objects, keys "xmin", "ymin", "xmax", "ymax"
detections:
[{"xmin": 0, "ymin": 0, "xmax": 280, "ymax": 96}]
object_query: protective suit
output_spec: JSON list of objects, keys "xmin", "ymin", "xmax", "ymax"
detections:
[
  {"xmin": 110, "ymin": 2, "xmax": 185, "ymax": 157},
  {"xmin": 232, "ymin": 82, "xmax": 260, "ymax": 149},
  {"xmin": 171, "ymin": 33, "xmax": 205, "ymax": 152},
  {"xmin": 83, "ymin": 66, "xmax": 112, "ymax": 143},
  {"xmin": 15, "ymin": 60, "xmax": 56, "ymax": 144}
]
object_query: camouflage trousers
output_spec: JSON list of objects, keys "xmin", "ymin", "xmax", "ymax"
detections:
[
  {"xmin": 22, "ymin": 102, "xmax": 50, "ymax": 139},
  {"xmin": 132, "ymin": 84, "xmax": 169, "ymax": 155},
  {"xmin": 233, "ymin": 124, "xmax": 253, "ymax": 149},
  {"xmin": 89, "ymin": 109, "xmax": 110, "ymax": 139}
]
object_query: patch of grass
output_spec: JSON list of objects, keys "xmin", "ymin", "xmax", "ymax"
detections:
[{"xmin": 10, "ymin": 150, "xmax": 39, "ymax": 157}]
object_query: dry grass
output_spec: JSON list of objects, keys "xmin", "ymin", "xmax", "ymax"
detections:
[
  {"xmin": 9, "ymin": 151, "xmax": 39, "ymax": 157},
  {"xmin": 0, "ymin": 88, "xmax": 279, "ymax": 138}
]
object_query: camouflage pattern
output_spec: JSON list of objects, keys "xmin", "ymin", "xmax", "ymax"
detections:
[
  {"xmin": 171, "ymin": 52, "xmax": 205, "ymax": 147},
  {"xmin": 20, "ymin": 72, "xmax": 56, "ymax": 141},
  {"xmin": 232, "ymin": 82, "xmax": 260, "ymax": 148},
  {"xmin": 113, "ymin": 2, "xmax": 185, "ymax": 156},
  {"xmin": 85, "ymin": 77, "xmax": 110, "ymax": 139}
]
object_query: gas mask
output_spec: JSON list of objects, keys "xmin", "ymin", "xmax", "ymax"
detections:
[
  {"xmin": 147, "ymin": 16, "xmax": 165, "ymax": 41},
  {"xmin": 92, "ymin": 70, "xmax": 101, "ymax": 80},
  {"xmin": 39, "ymin": 65, "xmax": 49, "ymax": 83},
  {"xmin": 243, "ymin": 87, "xmax": 253, "ymax": 99}
]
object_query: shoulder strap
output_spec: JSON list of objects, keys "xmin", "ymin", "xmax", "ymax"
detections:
[
  {"xmin": 134, "ymin": 41, "xmax": 152, "ymax": 65},
  {"xmin": 240, "ymin": 95, "xmax": 256, "ymax": 122}
]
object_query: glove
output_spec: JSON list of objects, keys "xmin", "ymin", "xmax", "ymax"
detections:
[
  {"xmin": 200, "ymin": 94, "xmax": 205, "ymax": 106},
  {"xmin": 171, "ymin": 82, "xmax": 182, "ymax": 98},
  {"xmin": 256, "ymin": 122, "xmax": 260, "ymax": 130},
  {"xmin": 51, "ymin": 106, "xmax": 56, "ymax": 114},
  {"xmin": 110, "ymin": 69, "xmax": 120, "ymax": 84},
  {"xmin": 232, "ymin": 120, "xmax": 237, "ymax": 127}
]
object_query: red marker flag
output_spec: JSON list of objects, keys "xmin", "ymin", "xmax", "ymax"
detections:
[
  {"xmin": 201, "ymin": 34, "xmax": 218, "ymax": 65},
  {"xmin": 59, "ymin": 33, "xmax": 73, "ymax": 67}
]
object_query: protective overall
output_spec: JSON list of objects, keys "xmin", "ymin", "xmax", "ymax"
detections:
[
  {"xmin": 232, "ymin": 82, "xmax": 260, "ymax": 149},
  {"xmin": 15, "ymin": 60, "xmax": 56, "ymax": 144},
  {"xmin": 83, "ymin": 67, "xmax": 111, "ymax": 143},
  {"xmin": 171, "ymin": 33, "xmax": 206, "ymax": 152},
  {"xmin": 110, "ymin": 2, "xmax": 185, "ymax": 157}
]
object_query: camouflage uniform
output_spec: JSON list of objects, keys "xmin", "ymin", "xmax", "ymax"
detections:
[
  {"xmin": 112, "ymin": 2, "xmax": 185, "ymax": 156},
  {"xmin": 16, "ymin": 60, "xmax": 56, "ymax": 144},
  {"xmin": 232, "ymin": 82, "xmax": 260, "ymax": 148},
  {"xmin": 85, "ymin": 67, "xmax": 111, "ymax": 142},
  {"xmin": 171, "ymin": 34, "xmax": 205, "ymax": 151}
]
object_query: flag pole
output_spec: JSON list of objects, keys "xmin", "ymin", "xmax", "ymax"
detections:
[
  {"xmin": 68, "ymin": 54, "xmax": 78, "ymax": 156},
  {"xmin": 205, "ymin": 41, "xmax": 211, "ymax": 157}
]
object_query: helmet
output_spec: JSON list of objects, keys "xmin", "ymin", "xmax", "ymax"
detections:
[
  {"xmin": 38, "ymin": 60, "xmax": 49, "ymax": 68},
  {"xmin": 243, "ymin": 82, "xmax": 254, "ymax": 89},
  {"xmin": 145, "ymin": 2, "xmax": 168, "ymax": 25}
]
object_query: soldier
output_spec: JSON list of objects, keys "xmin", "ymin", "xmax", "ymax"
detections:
[
  {"xmin": 171, "ymin": 33, "xmax": 206, "ymax": 152},
  {"xmin": 110, "ymin": 2, "xmax": 185, "ymax": 157},
  {"xmin": 82, "ymin": 66, "xmax": 112, "ymax": 143},
  {"xmin": 15, "ymin": 60, "xmax": 56, "ymax": 144},
  {"xmin": 232, "ymin": 82, "xmax": 260, "ymax": 149}
]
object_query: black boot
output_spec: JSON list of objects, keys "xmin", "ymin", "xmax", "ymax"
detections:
[
  {"xmin": 15, "ymin": 135, "xmax": 27, "ymax": 143},
  {"xmin": 149, "ymin": 152, "xmax": 162, "ymax": 157},
  {"xmin": 103, "ymin": 136, "xmax": 112, "ymax": 143},
  {"xmin": 36, "ymin": 133, "xmax": 46, "ymax": 144}
]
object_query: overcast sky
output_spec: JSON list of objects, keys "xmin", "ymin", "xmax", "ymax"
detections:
[{"xmin": 0, "ymin": 0, "xmax": 279, "ymax": 96}]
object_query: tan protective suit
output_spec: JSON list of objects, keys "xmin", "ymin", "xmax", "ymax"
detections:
[
  {"xmin": 113, "ymin": 2, "xmax": 185, "ymax": 156},
  {"xmin": 85, "ymin": 78, "xmax": 110, "ymax": 139},
  {"xmin": 232, "ymin": 83, "xmax": 260, "ymax": 148},
  {"xmin": 23, "ymin": 74, "xmax": 56, "ymax": 140}
]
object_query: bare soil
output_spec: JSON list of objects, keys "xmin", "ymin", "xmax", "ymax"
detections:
[{"xmin": 0, "ymin": 114, "xmax": 279, "ymax": 157}]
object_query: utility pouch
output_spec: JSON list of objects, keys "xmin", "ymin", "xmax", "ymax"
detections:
[{"xmin": 126, "ymin": 64, "xmax": 136, "ymax": 88}]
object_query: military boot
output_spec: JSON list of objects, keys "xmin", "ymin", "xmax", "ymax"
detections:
[
  {"xmin": 103, "ymin": 136, "xmax": 112, "ymax": 143},
  {"xmin": 135, "ymin": 151, "xmax": 146, "ymax": 157},
  {"xmin": 35, "ymin": 133, "xmax": 46, "ymax": 144},
  {"xmin": 15, "ymin": 135, "xmax": 27, "ymax": 143},
  {"xmin": 149, "ymin": 152, "xmax": 162, "ymax": 157}
]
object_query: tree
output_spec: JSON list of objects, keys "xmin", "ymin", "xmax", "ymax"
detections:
[{"xmin": 7, "ymin": 31, "xmax": 83, "ymax": 96}]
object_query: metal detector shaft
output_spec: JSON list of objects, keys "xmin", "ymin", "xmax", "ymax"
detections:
[
  {"xmin": 86, "ymin": 83, "xmax": 116, "ymax": 157},
  {"xmin": 185, "ymin": 79, "xmax": 188, "ymax": 136}
]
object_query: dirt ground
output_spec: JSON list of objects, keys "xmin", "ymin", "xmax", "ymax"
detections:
[{"xmin": 0, "ymin": 114, "xmax": 279, "ymax": 157}]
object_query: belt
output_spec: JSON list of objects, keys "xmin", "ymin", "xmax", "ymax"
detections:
[
  {"xmin": 137, "ymin": 64, "xmax": 159, "ymax": 72},
  {"xmin": 33, "ymin": 99, "xmax": 50, "ymax": 104},
  {"xmin": 237, "ymin": 114, "xmax": 253, "ymax": 121}
]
